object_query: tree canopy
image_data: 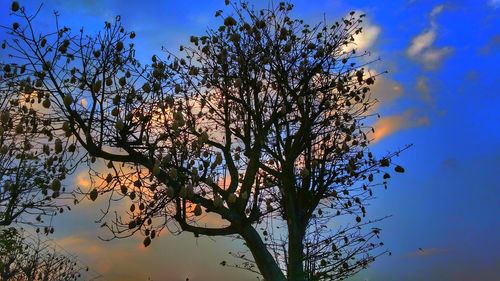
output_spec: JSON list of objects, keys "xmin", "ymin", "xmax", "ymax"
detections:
[{"xmin": 0, "ymin": 1, "xmax": 408, "ymax": 280}]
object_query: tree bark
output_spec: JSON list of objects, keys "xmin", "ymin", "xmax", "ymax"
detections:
[{"xmin": 241, "ymin": 225, "xmax": 286, "ymax": 281}]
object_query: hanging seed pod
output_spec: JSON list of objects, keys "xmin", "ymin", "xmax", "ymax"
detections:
[
  {"xmin": 168, "ymin": 168, "xmax": 178, "ymax": 179},
  {"xmin": 152, "ymin": 160, "xmax": 161, "ymax": 175},
  {"xmin": 92, "ymin": 81, "xmax": 102, "ymax": 93},
  {"xmin": 105, "ymin": 173, "xmax": 113, "ymax": 183},
  {"xmin": 54, "ymin": 139, "xmax": 63, "ymax": 153},
  {"xmin": 11, "ymin": 1, "xmax": 20, "ymax": 12},
  {"xmin": 142, "ymin": 82, "xmax": 151, "ymax": 93},
  {"xmin": 193, "ymin": 204, "xmax": 202, "ymax": 216},
  {"xmin": 213, "ymin": 194, "xmax": 222, "ymax": 208},
  {"xmin": 175, "ymin": 84, "xmax": 181, "ymax": 93},
  {"xmin": 224, "ymin": 16, "xmax": 237, "ymax": 27},
  {"xmin": 240, "ymin": 191, "xmax": 248, "ymax": 200},
  {"xmin": 234, "ymin": 78, "xmax": 242, "ymax": 88},
  {"xmin": 43, "ymin": 144, "xmax": 50, "ymax": 155},
  {"xmin": 115, "ymin": 118, "xmax": 124, "ymax": 131},
  {"xmin": 89, "ymin": 189, "xmax": 98, "ymax": 201},
  {"xmin": 215, "ymin": 153, "xmax": 223, "ymax": 165},
  {"xmin": 129, "ymin": 191, "xmax": 136, "ymax": 200},
  {"xmin": 120, "ymin": 185, "xmax": 128, "ymax": 195},
  {"xmin": 42, "ymin": 98, "xmax": 51, "ymax": 108},
  {"xmin": 166, "ymin": 186, "xmax": 174, "ymax": 197},
  {"xmin": 227, "ymin": 193, "xmax": 237, "ymax": 204},
  {"xmin": 394, "ymin": 165, "xmax": 405, "ymax": 173},
  {"xmin": 16, "ymin": 123, "xmax": 24, "ymax": 134},
  {"xmin": 62, "ymin": 121, "xmax": 70, "ymax": 132},
  {"xmin": 116, "ymin": 41, "xmax": 124, "ymax": 52},
  {"xmin": 380, "ymin": 158, "xmax": 390, "ymax": 167},
  {"xmin": 300, "ymin": 168, "xmax": 310, "ymax": 178},
  {"xmin": 64, "ymin": 94, "xmax": 73, "ymax": 106},
  {"xmin": 0, "ymin": 111, "xmax": 9, "ymax": 123},
  {"xmin": 143, "ymin": 237, "xmax": 151, "ymax": 247},
  {"xmin": 51, "ymin": 179, "xmax": 61, "ymax": 192},
  {"xmin": 119, "ymin": 77, "xmax": 126, "ymax": 86}
]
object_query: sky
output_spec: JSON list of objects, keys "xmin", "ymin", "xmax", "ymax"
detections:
[{"xmin": 1, "ymin": 0, "xmax": 499, "ymax": 280}]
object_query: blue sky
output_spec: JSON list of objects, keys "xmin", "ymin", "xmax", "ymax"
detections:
[{"xmin": 1, "ymin": 0, "xmax": 499, "ymax": 280}]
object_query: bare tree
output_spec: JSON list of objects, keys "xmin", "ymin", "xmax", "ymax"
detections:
[
  {"xmin": 1, "ymin": 1, "xmax": 409, "ymax": 280},
  {"xmin": 0, "ymin": 227, "xmax": 88, "ymax": 281}
]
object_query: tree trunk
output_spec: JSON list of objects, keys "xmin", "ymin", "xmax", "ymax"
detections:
[
  {"xmin": 241, "ymin": 225, "xmax": 286, "ymax": 281},
  {"xmin": 288, "ymin": 223, "xmax": 306, "ymax": 281}
]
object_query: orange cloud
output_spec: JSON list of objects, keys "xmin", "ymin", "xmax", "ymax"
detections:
[
  {"xmin": 75, "ymin": 171, "xmax": 92, "ymax": 189},
  {"xmin": 57, "ymin": 235, "xmax": 125, "ymax": 273},
  {"xmin": 372, "ymin": 110, "xmax": 429, "ymax": 142}
]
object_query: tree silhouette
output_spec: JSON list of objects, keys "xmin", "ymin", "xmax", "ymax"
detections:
[
  {"xmin": 0, "ymin": 228, "xmax": 87, "ymax": 281},
  {"xmin": 1, "ymin": 1, "xmax": 408, "ymax": 280},
  {"xmin": 0, "ymin": 32, "xmax": 76, "ymax": 227}
]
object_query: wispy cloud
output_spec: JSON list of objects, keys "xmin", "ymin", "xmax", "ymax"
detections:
[
  {"xmin": 407, "ymin": 247, "xmax": 451, "ymax": 257},
  {"xmin": 416, "ymin": 76, "xmax": 432, "ymax": 103},
  {"xmin": 57, "ymin": 233, "xmax": 135, "ymax": 274},
  {"xmin": 478, "ymin": 35, "xmax": 500, "ymax": 55},
  {"xmin": 406, "ymin": 4, "xmax": 453, "ymax": 70},
  {"xmin": 489, "ymin": 0, "xmax": 500, "ymax": 8}
]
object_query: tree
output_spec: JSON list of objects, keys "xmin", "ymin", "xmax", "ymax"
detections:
[
  {"xmin": 0, "ymin": 227, "xmax": 87, "ymax": 281},
  {"xmin": 0, "ymin": 40, "xmax": 76, "ymax": 227},
  {"xmin": 1, "ymin": 1, "xmax": 409, "ymax": 280}
]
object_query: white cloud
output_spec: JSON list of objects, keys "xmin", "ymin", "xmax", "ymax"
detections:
[
  {"xmin": 406, "ymin": 4, "xmax": 453, "ymax": 70},
  {"xmin": 354, "ymin": 24, "xmax": 381, "ymax": 51},
  {"xmin": 407, "ymin": 30, "xmax": 436, "ymax": 57},
  {"xmin": 420, "ymin": 47, "xmax": 453, "ymax": 69},
  {"xmin": 342, "ymin": 11, "xmax": 381, "ymax": 53}
]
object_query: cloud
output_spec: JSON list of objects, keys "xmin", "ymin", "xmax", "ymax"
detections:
[
  {"xmin": 478, "ymin": 35, "xmax": 500, "ymax": 55},
  {"xmin": 354, "ymin": 24, "xmax": 381, "ymax": 51},
  {"xmin": 430, "ymin": 5, "xmax": 445, "ymax": 17},
  {"xmin": 371, "ymin": 76, "xmax": 404, "ymax": 106},
  {"xmin": 372, "ymin": 109, "xmax": 430, "ymax": 142},
  {"xmin": 342, "ymin": 13, "xmax": 381, "ymax": 53},
  {"xmin": 56, "ymin": 233, "xmax": 135, "ymax": 274},
  {"xmin": 406, "ymin": 5, "xmax": 453, "ymax": 70},
  {"xmin": 407, "ymin": 247, "xmax": 450, "ymax": 257},
  {"xmin": 416, "ymin": 76, "xmax": 432, "ymax": 103},
  {"xmin": 489, "ymin": 0, "xmax": 500, "ymax": 8}
]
